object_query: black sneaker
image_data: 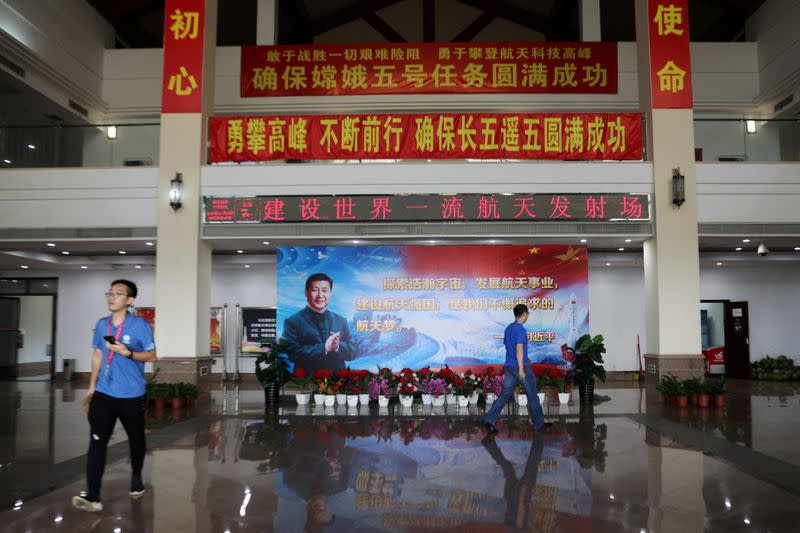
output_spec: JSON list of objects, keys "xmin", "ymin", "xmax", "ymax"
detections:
[
  {"xmin": 483, "ymin": 421, "xmax": 499, "ymax": 434},
  {"xmin": 72, "ymin": 495, "xmax": 103, "ymax": 512},
  {"xmin": 129, "ymin": 474, "xmax": 145, "ymax": 499}
]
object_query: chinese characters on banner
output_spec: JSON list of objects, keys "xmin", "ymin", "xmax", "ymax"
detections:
[
  {"xmin": 648, "ymin": 0, "xmax": 692, "ymax": 108},
  {"xmin": 203, "ymin": 194, "xmax": 650, "ymax": 224},
  {"xmin": 241, "ymin": 42, "xmax": 617, "ymax": 97},
  {"xmin": 162, "ymin": 0, "xmax": 205, "ymax": 113},
  {"xmin": 208, "ymin": 113, "xmax": 642, "ymax": 162}
]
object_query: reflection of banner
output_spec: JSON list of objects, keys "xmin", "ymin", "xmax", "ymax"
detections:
[
  {"xmin": 241, "ymin": 308, "xmax": 277, "ymax": 353},
  {"xmin": 241, "ymin": 41, "xmax": 617, "ymax": 96},
  {"xmin": 276, "ymin": 245, "xmax": 588, "ymax": 371},
  {"xmin": 133, "ymin": 307, "xmax": 222, "ymax": 353},
  {"xmin": 210, "ymin": 306, "xmax": 223, "ymax": 354},
  {"xmin": 204, "ymin": 193, "xmax": 650, "ymax": 224},
  {"xmin": 208, "ymin": 113, "xmax": 642, "ymax": 162}
]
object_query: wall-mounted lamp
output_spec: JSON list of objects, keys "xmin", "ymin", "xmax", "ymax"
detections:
[
  {"xmin": 672, "ymin": 167, "xmax": 685, "ymax": 207},
  {"xmin": 745, "ymin": 120, "xmax": 757, "ymax": 134},
  {"xmin": 169, "ymin": 172, "xmax": 184, "ymax": 211},
  {"xmin": 107, "ymin": 125, "xmax": 117, "ymax": 139}
]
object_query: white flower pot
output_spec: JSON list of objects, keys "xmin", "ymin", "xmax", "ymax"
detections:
[
  {"xmin": 295, "ymin": 393, "xmax": 310, "ymax": 405},
  {"xmin": 378, "ymin": 406, "xmax": 389, "ymax": 416},
  {"xmin": 458, "ymin": 396, "xmax": 469, "ymax": 408},
  {"xmin": 347, "ymin": 406, "xmax": 358, "ymax": 416},
  {"xmin": 469, "ymin": 393, "xmax": 479, "ymax": 405},
  {"xmin": 421, "ymin": 394, "xmax": 432, "ymax": 405},
  {"xmin": 336, "ymin": 393, "xmax": 347, "ymax": 405},
  {"xmin": 400, "ymin": 395, "xmax": 414, "ymax": 407},
  {"xmin": 346, "ymin": 395, "xmax": 359, "ymax": 407},
  {"xmin": 516, "ymin": 393, "xmax": 528, "ymax": 406},
  {"xmin": 314, "ymin": 393, "xmax": 325, "ymax": 405},
  {"xmin": 558, "ymin": 392, "xmax": 570, "ymax": 404},
  {"xmin": 485, "ymin": 393, "xmax": 496, "ymax": 405},
  {"xmin": 446, "ymin": 394, "xmax": 456, "ymax": 404},
  {"xmin": 432, "ymin": 395, "xmax": 446, "ymax": 407},
  {"xmin": 359, "ymin": 393, "xmax": 370, "ymax": 405},
  {"xmin": 324, "ymin": 395, "xmax": 336, "ymax": 407},
  {"xmin": 537, "ymin": 392, "xmax": 545, "ymax": 404},
  {"xmin": 378, "ymin": 396, "xmax": 390, "ymax": 407}
]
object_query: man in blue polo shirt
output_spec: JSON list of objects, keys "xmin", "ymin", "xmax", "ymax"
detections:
[
  {"xmin": 72, "ymin": 279, "xmax": 157, "ymax": 513},
  {"xmin": 483, "ymin": 304, "xmax": 550, "ymax": 435}
]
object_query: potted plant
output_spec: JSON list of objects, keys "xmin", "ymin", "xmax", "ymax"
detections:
[
  {"xmin": 369, "ymin": 369, "xmax": 393, "ymax": 407},
  {"xmin": 683, "ymin": 377, "xmax": 702, "ymax": 405},
  {"xmin": 288, "ymin": 367, "xmax": 312, "ymax": 405},
  {"xmin": 552, "ymin": 376, "xmax": 571, "ymax": 404},
  {"xmin": 255, "ymin": 339, "xmax": 290, "ymax": 406},
  {"xmin": 438, "ymin": 366, "xmax": 457, "ymax": 404},
  {"xmin": 335, "ymin": 369, "xmax": 350, "ymax": 405},
  {"xmin": 515, "ymin": 383, "xmax": 528, "ymax": 406},
  {"xmin": 417, "ymin": 367, "xmax": 433, "ymax": 405},
  {"xmin": 147, "ymin": 382, "xmax": 170, "ymax": 411},
  {"xmin": 571, "ymin": 334, "xmax": 607, "ymax": 404},
  {"xmin": 169, "ymin": 383, "xmax": 185, "ymax": 410},
  {"xmin": 482, "ymin": 368, "xmax": 503, "ymax": 405},
  {"xmin": 452, "ymin": 374, "xmax": 473, "ymax": 407},
  {"xmin": 463, "ymin": 369, "xmax": 481, "ymax": 404},
  {"xmin": 423, "ymin": 376, "xmax": 447, "ymax": 406},
  {"xmin": 343, "ymin": 370, "xmax": 364, "ymax": 406},
  {"xmin": 705, "ymin": 377, "xmax": 727, "ymax": 407},
  {"xmin": 536, "ymin": 367, "xmax": 552, "ymax": 405},
  {"xmin": 696, "ymin": 380, "xmax": 711, "ymax": 408},
  {"xmin": 312, "ymin": 369, "xmax": 332, "ymax": 405},
  {"xmin": 181, "ymin": 382, "xmax": 198, "ymax": 406},
  {"xmin": 657, "ymin": 374, "xmax": 679, "ymax": 404},
  {"xmin": 356, "ymin": 369, "xmax": 373, "ymax": 405}
]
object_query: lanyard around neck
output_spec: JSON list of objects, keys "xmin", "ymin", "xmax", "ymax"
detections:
[{"xmin": 106, "ymin": 316, "xmax": 126, "ymax": 366}]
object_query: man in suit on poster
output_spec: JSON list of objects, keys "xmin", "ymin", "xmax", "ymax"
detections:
[{"xmin": 283, "ymin": 273, "xmax": 354, "ymax": 373}]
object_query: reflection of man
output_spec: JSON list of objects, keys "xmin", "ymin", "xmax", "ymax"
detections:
[
  {"xmin": 283, "ymin": 273, "xmax": 354, "ymax": 373},
  {"xmin": 482, "ymin": 434, "xmax": 545, "ymax": 529}
]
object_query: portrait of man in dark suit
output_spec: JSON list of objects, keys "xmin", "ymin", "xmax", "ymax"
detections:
[{"xmin": 283, "ymin": 273, "xmax": 355, "ymax": 373}]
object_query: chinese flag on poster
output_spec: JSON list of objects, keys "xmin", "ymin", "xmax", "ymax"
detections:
[
  {"xmin": 162, "ymin": 0, "xmax": 205, "ymax": 113},
  {"xmin": 648, "ymin": 0, "xmax": 693, "ymax": 108}
]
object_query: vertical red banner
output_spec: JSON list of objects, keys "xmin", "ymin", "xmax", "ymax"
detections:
[
  {"xmin": 648, "ymin": 0, "xmax": 693, "ymax": 109},
  {"xmin": 162, "ymin": 0, "xmax": 205, "ymax": 113}
]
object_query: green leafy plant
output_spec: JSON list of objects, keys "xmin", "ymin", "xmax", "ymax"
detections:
[
  {"xmin": 550, "ymin": 376, "xmax": 569, "ymax": 393},
  {"xmin": 536, "ymin": 368, "xmax": 552, "ymax": 391},
  {"xmin": 572, "ymin": 334, "xmax": 607, "ymax": 386},
  {"xmin": 255, "ymin": 338, "xmax": 291, "ymax": 388},
  {"xmin": 683, "ymin": 377, "xmax": 702, "ymax": 395},
  {"xmin": 704, "ymin": 377, "xmax": 726, "ymax": 395}
]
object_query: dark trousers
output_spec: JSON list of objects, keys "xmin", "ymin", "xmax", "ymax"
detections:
[{"xmin": 86, "ymin": 391, "xmax": 146, "ymax": 501}]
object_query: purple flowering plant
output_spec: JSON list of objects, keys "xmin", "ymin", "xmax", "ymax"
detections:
[
  {"xmin": 422, "ymin": 377, "xmax": 448, "ymax": 398},
  {"xmin": 368, "ymin": 375, "xmax": 391, "ymax": 400},
  {"xmin": 483, "ymin": 374, "xmax": 504, "ymax": 396}
]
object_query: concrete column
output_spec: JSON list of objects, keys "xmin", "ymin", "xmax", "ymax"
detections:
[
  {"xmin": 580, "ymin": 0, "xmax": 601, "ymax": 41},
  {"xmin": 635, "ymin": 0, "xmax": 704, "ymax": 388},
  {"xmin": 155, "ymin": 0, "xmax": 217, "ymax": 386},
  {"xmin": 256, "ymin": 0, "xmax": 277, "ymax": 45}
]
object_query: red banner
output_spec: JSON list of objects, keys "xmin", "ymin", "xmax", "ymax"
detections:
[
  {"xmin": 648, "ymin": 0, "xmax": 692, "ymax": 108},
  {"xmin": 162, "ymin": 0, "xmax": 205, "ymax": 113},
  {"xmin": 209, "ymin": 113, "xmax": 642, "ymax": 162},
  {"xmin": 241, "ymin": 42, "xmax": 617, "ymax": 97}
]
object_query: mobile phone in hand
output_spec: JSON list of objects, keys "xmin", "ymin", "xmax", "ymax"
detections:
[{"xmin": 103, "ymin": 335, "xmax": 117, "ymax": 344}]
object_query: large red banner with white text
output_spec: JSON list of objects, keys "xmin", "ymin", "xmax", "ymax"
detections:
[
  {"xmin": 209, "ymin": 113, "xmax": 642, "ymax": 162},
  {"xmin": 241, "ymin": 41, "xmax": 617, "ymax": 97}
]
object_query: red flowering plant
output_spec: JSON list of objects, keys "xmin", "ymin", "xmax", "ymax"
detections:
[
  {"xmin": 451, "ymin": 374, "xmax": 473, "ymax": 397},
  {"xmin": 343, "ymin": 370, "xmax": 366, "ymax": 395},
  {"xmin": 415, "ymin": 367, "xmax": 432, "ymax": 390},
  {"xmin": 288, "ymin": 367, "xmax": 313, "ymax": 393},
  {"xmin": 482, "ymin": 367, "xmax": 504, "ymax": 396},
  {"xmin": 312, "ymin": 369, "xmax": 335, "ymax": 394},
  {"xmin": 462, "ymin": 369, "xmax": 481, "ymax": 393},
  {"xmin": 397, "ymin": 376, "xmax": 417, "ymax": 397}
]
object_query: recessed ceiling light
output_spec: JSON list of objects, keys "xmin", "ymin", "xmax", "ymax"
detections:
[
  {"xmin": 134, "ymin": 265, "xmax": 142, "ymax": 269},
  {"xmin": 118, "ymin": 250, "xmax": 126, "ymax": 255},
  {"xmin": 716, "ymin": 262, "xmax": 723, "ymax": 266},
  {"xmin": 735, "ymin": 247, "xmax": 742, "ymax": 251},
  {"xmin": 262, "ymin": 241, "xmax": 270, "ymax": 245},
  {"xmin": 580, "ymin": 239, "xmax": 587, "ymax": 243},
  {"xmin": 145, "ymin": 241, "xmax": 154, "ymax": 246},
  {"xmin": 489, "ymin": 239, "xmax": 496, "ymax": 243},
  {"xmin": 743, "ymin": 518, "xmax": 751, "ymax": 525},
  {"xmin": 244, "ymin": 264, "xmax": 251, "ymax": 268},
  {"xmin": 236, "ymin": 250, "xmax": 244, "ymax": 254},
  {"xmin": 428, "ymin": 240, "xmax": 436, "ymax": 244},
  {"xmin": 742, "ymin": 239, "xmax": 750, "ymax": 243},
  {"xmin": 11, "ymin": 280, "xmax": 18, "ymax": 283},
  {"xmin": 618, "ymin": 247, "xmax": 624, "ymax": 251},
  {"xmin": 352, "ymin": 240, "xmax": 360, "ymax": 244},
  {"xmin": 20, "ymin": 265, "xmax": 29, "ymax": 269},
  {"xmin": 80, "ymin": 265, "xmax": 88, "ymax": 269},
  {"xmin": 795, "ymin": 247, "xmax": 800, "ymax": 251},
  {"xmin": 27, "ymin": 144, "xmax": 36, "ymax": 150},
  {"xmin": 46, "ymin": 242, "xmax": 55, "ymax": 247},
  {"xmin": 43, "ymin": 284, "xmax": 48, "ymax": 287},
  {"xmin": 2, "ymin": 159, "xmax": 10, "ymax": 164},
  {"xmin": 624, "ymin": 239, "xmax": 632, "ymax": 243},
  {"xmin": 605, "ymin": 262, "xmax": 611, "ymax": 266},
  {"xmin": 61, "ymin": 251, "xmax": 70, "ymax": 255}
]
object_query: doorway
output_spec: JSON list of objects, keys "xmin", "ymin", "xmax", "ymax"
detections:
[
  {"xmin": 0, "ymin": 296, "xmax": 21, "ymax": 378},
  {"xmin": 700, "ymin": 299, "xmax": 750, "ymax": 378}
]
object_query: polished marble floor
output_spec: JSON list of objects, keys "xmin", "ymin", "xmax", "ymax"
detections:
[{"xmin": 1, "ymin": 379, "xmax": 799, "ymax": 532}]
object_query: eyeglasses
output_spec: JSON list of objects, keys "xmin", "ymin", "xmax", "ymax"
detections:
[{"xmin": 104, "ymin": 291, "xmax": 129, "ymax": 298}]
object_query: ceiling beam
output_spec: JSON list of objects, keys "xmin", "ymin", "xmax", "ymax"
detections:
[
  {"xmin": 452, "ymin": 11, "xmax": 495, "ymax": 42},
  {"xmin": 423, "ymin": 0, "xmax": 435, "ymax": 41},
  {"xmin": 362, "ymin": 11, "xmax": 407, "ymax": 42},
  {"xmin": 456, "ymin": 0, "xmax": 550, "ymax": 36},
  {"xmin": 310, "ymin": 0, "xmax": 404, "ymax": 37}
]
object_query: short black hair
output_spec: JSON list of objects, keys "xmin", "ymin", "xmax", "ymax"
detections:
[
  {"xmin": 305, "ymin": 273, "xmax": 333, "ymax": 291},
  {"xmin": 111, "ymin": 279, "xmax": 137, "ymax": 299},
  {"xmin": 513, "ymin": 303, "xmax": 528, "ymax": 317}
]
